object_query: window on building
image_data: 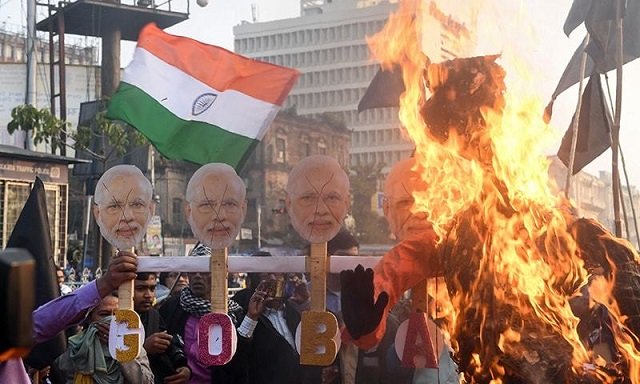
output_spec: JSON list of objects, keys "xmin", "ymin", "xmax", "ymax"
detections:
[
  {"xmin": 317, "ymin": 139, "xmax": 327, "ymax": 155},
  {"xmin": 0, "ymin": 181, "xmax": 67, "ymax": 264},
  {"xmin": 301, "ymin": 135, "xmax": 311, "ymax": 157},
  {"xmin": 275, "ymin": 130, "xmax": 287, "ymax": 163},
  {"xmin": 2, "ymin": 182, "xmax": 30, "ymax": 248},
  {"xmin": 172, "ymin": 198, "xmax": 184, "ymax": 227},
  {"xmin": 45, "ymin": 186, "xmax": 61, "ymax": 261}
]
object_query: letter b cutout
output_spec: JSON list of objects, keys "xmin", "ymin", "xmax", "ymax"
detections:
[{"xmin": 299, "ymin": 311, "xmax": 339, "ymax": 366}]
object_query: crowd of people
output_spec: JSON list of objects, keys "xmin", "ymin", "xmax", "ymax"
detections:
[{"xmin": 3, "ymin": 151, "xmax": 621, "ymax": 384}]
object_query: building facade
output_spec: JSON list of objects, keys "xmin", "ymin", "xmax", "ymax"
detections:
[
  {"xmin": 0, "ymin": 28, "xmax": 100, "ymax": 148},
  {"xmin": 0, "ymin": 29, "xmax": 98, "ymax": 66},
  {"xmin": 234, "ymin": 0, "xmax": 476, "ymax": 171},
  {"xmin": 240, "ymin": 111, "xmax": 350, "ymax": 249},
  {"xmin": 0, "ymin": 145, "xmax": 87, "ymax": 266},
  {"xmin": 548, "ymin": 156, "xmax": 640, "ymax": 249},
  {"xmin": 145, "ymin": 112, "xmax": 350, "ymax": 254}
]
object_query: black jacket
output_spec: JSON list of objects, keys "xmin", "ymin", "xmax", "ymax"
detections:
[
  {"xmin": 232, "ymin": 288, "xmax": 322, "ymax": 384},
  {"xmin": 140, "ymin": 309, "xmax": 189, "ymax": 384},
  {"xmin": 158, "ymin": 296, "xmax": 249, "ymax": 384}
]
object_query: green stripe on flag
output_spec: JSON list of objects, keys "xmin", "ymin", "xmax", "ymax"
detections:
[{"xmin": 106, "ymin": 83, "xmax": 259, "ymax": 169}]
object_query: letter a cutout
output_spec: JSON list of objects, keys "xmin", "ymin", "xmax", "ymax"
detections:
[{"xmin": 397, "ymin": 312, "xmax": 438, "ymax": 369}]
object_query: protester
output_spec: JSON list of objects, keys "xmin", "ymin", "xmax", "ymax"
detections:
[
  {"xmin": 158, "ymin": 243, "xmax": 246, "ymax": 383},
  {"xmin": 156, "ymin": 272, "xmax": 189, "ymax": 304},
  {"xmin": 315, "ymin": 230, "xmax": 408, "ymax": 384},
  {"xmin": 0, "ymin": 249, "xmax": 142, "ymax": 383},
  {"xmin": 134, "ymin": 272, "xmax": 191, "ymax": 383},
  {"xmin": 157, "ymin": 163, "xmax": 250, "ymax": 382},
  {"xmin": 320, "ymin": 230, "xmax": 360, "ymax": 384},
  {"xmin": 52, "ymin": 293, "xmax": 154, "ymax": 383},
  {"xmin": 233, "ymin": 251, "xmax": 320, "ymax": 384},
  {"xmin": 56, "ymin": 265, "xmax": 73, "ymax": 295}
]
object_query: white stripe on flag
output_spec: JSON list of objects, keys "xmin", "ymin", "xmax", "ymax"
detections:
[{"xmin": 123, "ymin": 48, "xmax": 279, "ymax": 140}]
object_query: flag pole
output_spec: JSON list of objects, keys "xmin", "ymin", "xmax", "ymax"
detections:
[
  {"xmin": 564, "ymin": 35, "xmax": 590, "ymax": 198},
  {"xmin": 602, "ymin": 73, "xmax": 639, "ymax": 248},
  {"xmin": 619, "ymin": 149, "xmax": 640, "ymax": 248},
  {"xmin": 611, "ymin": 0, "xmax": 624, "ymax": 237}
]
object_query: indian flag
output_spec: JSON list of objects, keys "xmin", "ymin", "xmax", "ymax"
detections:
[{"xmin": 106, "ymin": 23, "xmax": 300, "ymax": 169}]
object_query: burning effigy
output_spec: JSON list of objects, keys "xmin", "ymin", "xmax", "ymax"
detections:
[{"xmin": 346, "ymin": 1, "xmax": 640, "ymax": 383}]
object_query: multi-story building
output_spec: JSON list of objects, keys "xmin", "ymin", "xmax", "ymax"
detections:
[
  {"xmin": 0, "ymin": 29, "xmax": 100, "ymax": 147},
  {"xmin": 0, "ymin": 29, "xmax": 98, "ymax": 65},
  {"xmin": 143, "ymin": 111, "xmax": 349, "ymax": 254},
  {"xmin": 548, "ymin": 156, "xmax": 640, "ymax": 248},
  {"xmin": 234, "ymin": 0, "xmax": 476, "ymax": 171},
  {"xmin": 0, "ymin": 29, "xmax": 99, "ymax": 266}
]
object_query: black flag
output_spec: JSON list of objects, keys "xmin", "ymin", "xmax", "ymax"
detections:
[
  {"xmin": 557, "ymin": 74, "xmax": 612, "ymax": 175},
  {"xmin": 6, "ymin": 177, "xmax": 66, "ymax": 369},
  {"xmin": 357, "ymin": 65, "xmax": 405, "ymax": 112},
  {"xmin": 548, "ymin": 0, "xmax": 640, "ymax": 111}
]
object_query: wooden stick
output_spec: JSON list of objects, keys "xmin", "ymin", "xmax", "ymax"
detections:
[
  {"xmin": 411, "ymin": 280, "xmax": 428, "ymax": 313},
  {"xmin": 565, "ymin": 35, "xmax": 590, "ymax": 198},
  {"xmin": 210, "ymin": 248, "xmax": 228, "ymax": 313},
  {"xmin": 197, "ymin": 247, "xmax": 236, "ymax": 366},
  {"xmin": 112, "ymin": 247, "xmax": 142, "ymax": 363},
  {"xmin": 117, "ymin": 247, "xmax": 136, "ymax": 310},
  {"xmin": 309, "ymin": 242, "xmax": 328, "ymax": 312}
]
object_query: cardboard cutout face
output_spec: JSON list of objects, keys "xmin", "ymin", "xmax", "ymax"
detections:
[
  {"xmin": 286, "ymin": 155, "xmax": 350, "ymax": 243},
  {"xmin": 186, "ymin": 163, "xmax": 247, "ymax": 249},
  {"xmin": 93, "ymin": 165, "xmax": 154, "ymax": 250},
  {"xmin": 383, "ymin": 158, "xmax": 433, "ymax": 241}
]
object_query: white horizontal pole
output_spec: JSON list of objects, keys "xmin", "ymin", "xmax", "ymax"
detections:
[{"xmin": 137, "ymin": 255, "xmax": 381, "ymax": 273}]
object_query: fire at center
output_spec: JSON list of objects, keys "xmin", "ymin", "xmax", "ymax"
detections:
[{"xmin": 362, "ymin": 1, "xmax": 640, "ymax": 383}]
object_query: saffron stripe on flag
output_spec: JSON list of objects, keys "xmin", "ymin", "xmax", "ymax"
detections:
[
  {"xmin": 107, "ymin": 82, "xmax": 259, "ymax": 167},
  {"xmin": 137, "ymin": 23, "xmax": 299, "ymax": 105},
  {"xmin": 124, "ymin": 47, "xmax": 278, "ymax": 141}
]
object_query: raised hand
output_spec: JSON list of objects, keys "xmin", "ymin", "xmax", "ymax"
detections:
[
  {"xmin": 340, "ymin": 265, "xmax": 389, "ymax": 340},
  {"xmin": 96, "ymin": 250, "xmax": 138, "ymax": 297}
]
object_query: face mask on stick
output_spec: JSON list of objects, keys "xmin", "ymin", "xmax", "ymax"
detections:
[
  {"xmin": 286, "ymin": 155, "xmax": 349, "ymax": 366},
  {"xmin": 93, "ymin": 165, "xmax": 153, "ymax": 362},
  {"xmin": 185, "ymin": 163, "xmax": 247, "ymax": 366}
]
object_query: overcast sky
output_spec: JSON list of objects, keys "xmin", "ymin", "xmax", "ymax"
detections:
[{"xmin": 1, "ymin": 0, "xmax": 639, "ymax": 187}]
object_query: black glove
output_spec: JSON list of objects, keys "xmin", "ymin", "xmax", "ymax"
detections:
[{"xmin": 340, "ymin": 264, "xmax": 389, "ymax": 340}]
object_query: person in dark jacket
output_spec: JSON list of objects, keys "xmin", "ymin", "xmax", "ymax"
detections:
[
  {"xmin": 158, "ymin": 244, "xmax": 248, "ymax": 384},
  {"xmin": 232, "ymin": 252, "xmax": 321, "ymax": 384},
  {"xmin": 134, "ymin": 272, "xmax": 191, "ymax": 384}
]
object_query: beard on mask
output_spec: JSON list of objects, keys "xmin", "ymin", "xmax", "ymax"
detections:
[{"xmin": 96, "ymin": 217, "xmax": 147, "ymax": 250}]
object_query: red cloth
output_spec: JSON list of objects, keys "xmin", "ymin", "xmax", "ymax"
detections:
[{"xmin": 353, "ymin": 234, "xmax": 441, "ymax": 349}]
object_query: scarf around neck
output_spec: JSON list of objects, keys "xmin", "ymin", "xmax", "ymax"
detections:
[
  {"xmin": 179, "ymin": 287, "xmax": 242, "ymax": 323},
  {"xmin": 67, "ymin": 316, "xmax": 124, "ymax": 384}
]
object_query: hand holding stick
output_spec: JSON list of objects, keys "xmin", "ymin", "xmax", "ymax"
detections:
[{"xmin": 109, "ymin": 248, "xmax": 145, "ymax": 362}]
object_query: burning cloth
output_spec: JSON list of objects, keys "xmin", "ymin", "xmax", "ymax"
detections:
[{"xmin": 343, "ymin": 53, "xmax": 640, "ymax": 384}]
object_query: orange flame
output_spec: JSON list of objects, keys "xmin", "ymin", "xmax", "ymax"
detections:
[{"xmin": 367, "ymin": 0, "xmax": 640, "ymax": 382}]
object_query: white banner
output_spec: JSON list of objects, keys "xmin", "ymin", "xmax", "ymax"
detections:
[{"xmin": 137, "ymin": 255, "xmax": 381, "ymax": 273}]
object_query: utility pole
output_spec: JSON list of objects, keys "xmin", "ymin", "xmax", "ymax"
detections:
[
  {"xmin": 257, "ymin": 203, "xmax": 262, "ymax": 249},
  {"xmin": 611, "ymin": 0, "xmax": 624, "ymax": 237},
  {"xmin": 35, "ymin": 0, "xmax": 188, "ymax": 267},
  {"xmin": 101, "ymin": 23, "xmax": 121, "ymax": 98},
  {"xmin": 25, "ymin": 0, "xmax": 37, "ymax": 150}
]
